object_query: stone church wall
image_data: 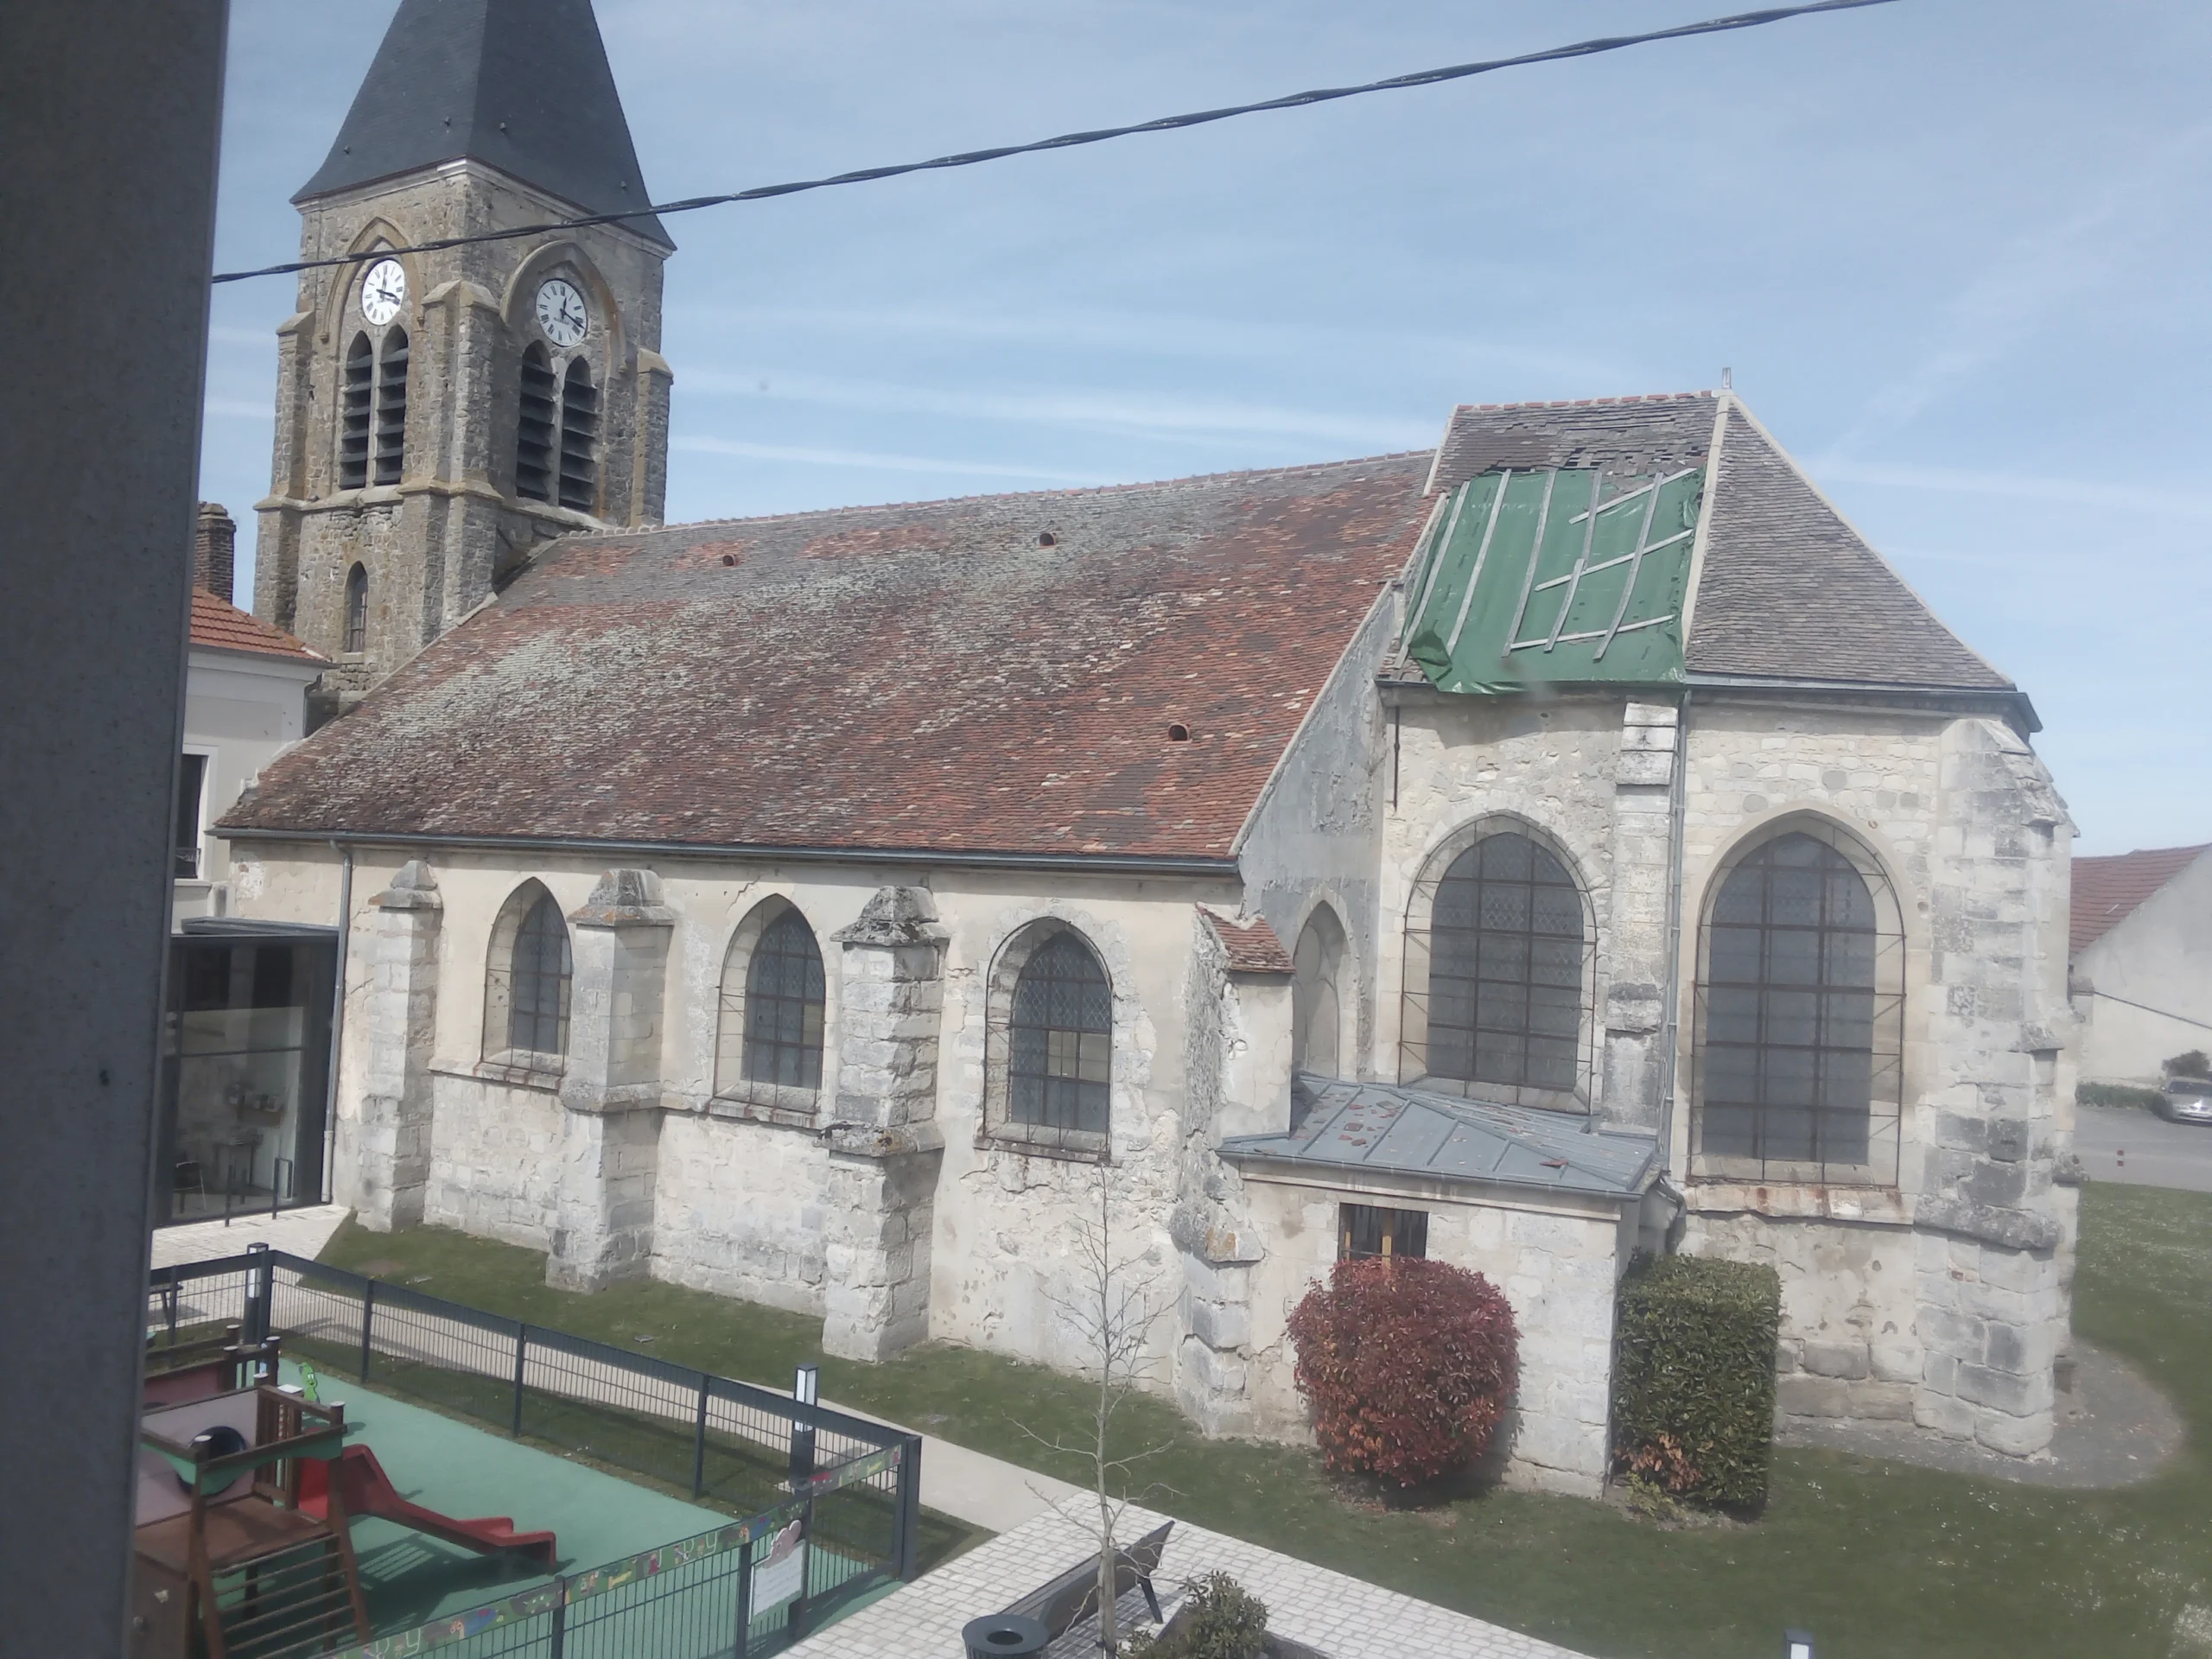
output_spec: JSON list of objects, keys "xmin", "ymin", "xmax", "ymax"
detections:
[
  {"xmin": 1236, "ymin": 593, "xmax": 1395, "ymax": 1076},
  {"xmin": 1231, "ymin": 1174, "xmax": 1630, "ymax": 1498},
  {"xmin": 1672, "ymin": 703, "xmax": 2076, "ymax": 1455},
  {"xmin": 653, "ymin": 1112, "xmax": 830, "ymax": 1314},
  {"xmin": 1373, "ymin": 693, "xmax": 1628, "ymax": 1106},
  {"xmin": 423, "ymin": 1071, "xmax": 564, "ymax": 1250}
]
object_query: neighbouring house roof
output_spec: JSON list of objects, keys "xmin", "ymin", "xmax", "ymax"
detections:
[
  {"xmin": 1220, "ymin": 1075, "xmax": 1659, "ymax": 1200},
  {"xmin": 1402, "ymin": 394, "xmax": 2014, "ymax": 698},
  {"xmin": 189, "ymin": 592, "xmax": 324, "ymax": 664},
  {"xmin": 219, "ymin": 455, "xmax": 1433, "ymax": 862},
  {"xmin": 295, "ymin": 0, "xmax": 671, "ymax": 248},
  {"xmin": 1200, "ymin": 911, "xmax": 1294, "ymax": 975},
  {"xmin": 2071, "ymin": 844, "xmax": 2211, "ymax": 954}
]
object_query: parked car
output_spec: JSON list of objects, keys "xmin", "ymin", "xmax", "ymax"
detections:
[{"xmin": 2156, "ymin": 1079, "xmax": 2212, "ymax": 1124}]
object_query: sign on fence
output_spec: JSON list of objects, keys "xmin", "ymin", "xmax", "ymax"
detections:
[{"xmin": 751, "ymin": 1518, "xmax": 808, "ymax": 1614}]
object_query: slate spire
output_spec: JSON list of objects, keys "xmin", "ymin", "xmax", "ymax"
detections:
[{"xmin": 296, "ymin": 0, "xmax": 671, "ymax": 248}]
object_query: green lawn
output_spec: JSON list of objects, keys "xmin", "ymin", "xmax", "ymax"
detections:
[{"xmin": 318, "ymin": 1185, "xmax": 2212, "ymax": 1657}]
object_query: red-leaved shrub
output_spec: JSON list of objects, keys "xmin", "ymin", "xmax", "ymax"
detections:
[{"xmin": 1287, "ymin": 1256, "xmax": 1518, "ymax": 1487}]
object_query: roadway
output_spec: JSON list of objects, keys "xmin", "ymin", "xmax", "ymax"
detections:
[{"xmin": 2074, "ymin": 1103, "xmax": 2212, "ymax": 1194}]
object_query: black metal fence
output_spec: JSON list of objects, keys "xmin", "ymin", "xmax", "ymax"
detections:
[{"xmin": 148, "ymin": 1247, "xmax": 922, "ymax": 1659}]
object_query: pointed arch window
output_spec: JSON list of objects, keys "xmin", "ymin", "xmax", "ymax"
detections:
[
  {"xmin": 1292, "ymin": 906, "xmax": 1347, "ymax": 1078},
  {"xmin": 1693, "ymin": 826, "xmax": 1903, "ymax": 1185},
  {"xmin": 340, "ymin": 334, "xmax": 373, "ymax": 490},
  {"xmin": 515, "ymin": 343, "xmax": 556, "ymax": 503},
  {"xmin": 1009, "ymin": 932, "xmax": 1111, "ymax": 1136},
  {"xmin": 558, "ymin": 357, "xmax": 599, "ymax": 512},
  {"xmin": 373, "ymin": 327, "xmax": 409, "ymax": 485},
  {"xmin": 485, "ymin": 883, "xmax": 571, "ymax": 1067},
  {"xmin": 342, "ymin": 563, "xmax": 367, "ymax": 654},
  {"xmin": 1403, "ymin": 829, "xmax": 1591, "ymax": 1108}
]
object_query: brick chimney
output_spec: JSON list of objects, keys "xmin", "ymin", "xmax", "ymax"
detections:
[{"xmin": 194, "ymin": 502, "xmax": 235, "ymax": 603}]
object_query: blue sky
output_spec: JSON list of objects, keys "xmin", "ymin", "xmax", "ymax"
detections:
[{"xmin": 200, "ymin": 1, "xmax": 2212, "ymax": 854}]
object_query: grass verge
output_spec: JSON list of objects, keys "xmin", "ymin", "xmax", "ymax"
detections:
[{"xmin": 320, "ymin": 1186, "xmax": 2212, "ymax": 1657}]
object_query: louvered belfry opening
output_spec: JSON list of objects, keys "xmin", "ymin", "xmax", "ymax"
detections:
[
  {"xmin": 558, "ymin": 356, "xmax": 599, "ymax": 512},
  {"xmin": 339, "ymin": 334, "xmax": 373, "ymax": 489},
  {"xmin": 515, "ymin": 344, "xmax": 557, "ymax": 502},
  {"xmin": 372, "ymin": 327, "xmax": 409, "ymax": 486}
]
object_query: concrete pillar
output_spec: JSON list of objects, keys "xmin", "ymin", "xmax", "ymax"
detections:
[
  {"xmin": 1599, "ymin": 700, "xmax": 1678, "ymax": 1128},
  {"xmin": 821, "ymin": 887, "xmax": 947, "ymax": 1361},
  {"xmin": 549, "ymin": 870, "xmax": 674, "ymax": 1291},
  {"xmin": 0, "ymin": 0, "xmax": 226, "ymax": 1643},
  {"xmin": 342, "ymin": 861, "xmax": 442, "ymax": 1231}
]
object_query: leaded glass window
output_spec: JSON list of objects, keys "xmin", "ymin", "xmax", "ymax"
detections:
[
  {"xmin": 1427, "ymin": 833, "xmax": 1584, "ymax": 1094},
  {"xmin": 1008, "ymin": 933, "xmax": 1110, "ymax": 1136},
  {"xmin": 743, "ymin": 910, "xmax": 825, "ymax": 1090},
  {"xmin": 506, "ymin": 891, "xmax": 571, "ymax": 1058},
  {"xmin": 1698, "ymin": 832, "xmax": 1883, "ymax": 1173}
]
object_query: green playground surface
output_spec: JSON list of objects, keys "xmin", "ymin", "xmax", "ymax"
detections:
[{"xmin": 289, "ymin": 1361, "xmax": 729, "ymax": 1630}]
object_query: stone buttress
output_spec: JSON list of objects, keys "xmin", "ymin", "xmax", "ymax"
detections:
[
  {"xmin": 821, "ymin": 887, "xmax": 947, "ymax": 1361},
  {"xmin": 344, "ymin": 860, "xmax": 442, "ymax": 1231},
  {"xmin": 549, "ymin": 869, "xmax": 674, "ymax": 1292}
]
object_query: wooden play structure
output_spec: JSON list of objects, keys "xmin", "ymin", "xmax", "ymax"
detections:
[
  {"xmin": 135, "ymin": 1326, "xmax": 560, "ymax": 1658},
  {"xmin": 134, "ymin": 1332, "xmax": 368, "ymax": 1659}
]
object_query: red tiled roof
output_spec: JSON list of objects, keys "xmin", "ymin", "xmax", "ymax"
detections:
[
  {"xmin": 2071, "ymin": 845, "xmax": 2209, "ymax": 954},
  {"xmin": 220, "ymin": 455, "xmax": 1433, "ymax": 862},
  {"xmin": 190, "ymin": 591, "xmax": 323, "ymax": 662},
  {"xmin": 1201, "ymin": 910, "xmax": 1294, "ymax": 975}
]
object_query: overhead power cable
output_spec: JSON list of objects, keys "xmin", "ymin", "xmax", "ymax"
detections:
[{"xmin": 213, "ymin": 0, "xmax": 1898, "ymax": 285}]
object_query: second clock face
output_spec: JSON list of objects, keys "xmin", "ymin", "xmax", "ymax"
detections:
[
  {"xmin": 536, "ymin": 278, "xmax": 588, "ymax": 348},
  {"xmin": 360, "ymin": 258, "xmax": 406, "ymax": 327}
]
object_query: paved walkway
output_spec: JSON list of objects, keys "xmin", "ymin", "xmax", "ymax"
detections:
[
  {"xmin": 787, "ymin": 1502, "xmax": 1593, "ymax": 1659},
  {"xmin": 2075, "ymin": 1104, "xmax": 2212, "ymax": 1193},
  {"xmin": 149, "ymin": 1201, "xmax": 351, "ymax": 1270}
]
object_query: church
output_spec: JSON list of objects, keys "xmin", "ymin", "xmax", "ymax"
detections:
[{"xmin": 220, "ymin": 0, "xmax": 2082, "ymax": 1498}]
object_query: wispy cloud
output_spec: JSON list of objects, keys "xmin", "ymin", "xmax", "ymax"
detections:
[
  {"xmin": 673, "ymin": 435, "xmax": 1115, "ymax": 484},
  {"xmin": 1814, "ymin": 459, "xmax": 2212, "ymax": 520},
  {"xmin": 1825, "ymin": 125, "xmax": 2212, "ymax": 460},
  {"xmin": 682, "ymin": 365, "xmax": 1435, "ymax": 449},
  {"xmin": 205, "ymin": 399, "xmax": 275, "ymax": 420}
]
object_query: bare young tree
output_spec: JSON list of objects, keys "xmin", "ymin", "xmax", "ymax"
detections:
[{"xmin": 1016, "ymin": 1166, "xmax": 1176, "ymax": 1655}]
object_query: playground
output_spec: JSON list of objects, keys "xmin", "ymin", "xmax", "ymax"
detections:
[{"xmin": 137, "ymin": 1252, "xmax": 923, "ymax": 1659}]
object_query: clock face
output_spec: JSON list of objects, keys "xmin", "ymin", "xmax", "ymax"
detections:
[
  {"xmin": 359, "ymin": 258, "xmax": 406, "ymax": 327},
  {"xmin": 536, "ymin": 278, "xmax": 589, "ymax": 348}
]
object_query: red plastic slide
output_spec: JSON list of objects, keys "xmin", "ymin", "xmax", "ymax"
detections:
[{"xmin": 300, "ymin": 1446, "xmax": 557, "ymax": 1567}]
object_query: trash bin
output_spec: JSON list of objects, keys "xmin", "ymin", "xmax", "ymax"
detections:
[{"xmin": 961, "ymin": 1612, "xmax": 1050, "ymax": 1658}]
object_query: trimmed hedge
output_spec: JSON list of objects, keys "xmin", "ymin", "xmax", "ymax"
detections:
[
  {"xmin": 1611, "ymin": 1254, "xmax": 1782, "ymax": 1510},
  {"xmin": 2078, "ymin": 1081, "xmax": 2168, "ymax": 1112}
]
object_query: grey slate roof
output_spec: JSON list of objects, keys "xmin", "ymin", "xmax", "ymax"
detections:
[
  {"xmin": 1421, "ymin": 396, "xmax": 2014, "ymax": 695},
  {"xmin": 296, "ymin": 0, "xmax": 671, "ymax": 248},
  {"xmin": 1688, "ymin": 407, "xmax": 2011, "ymax": 690},
  {"xmin": 1219, "ymin": 1075, "xmax": 1659, "ymax": 1200}
]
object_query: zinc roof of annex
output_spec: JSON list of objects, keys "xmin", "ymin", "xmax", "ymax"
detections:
[{"xmin": 222, "ymin": 394, "xmax": 2027, "ymax": 866}]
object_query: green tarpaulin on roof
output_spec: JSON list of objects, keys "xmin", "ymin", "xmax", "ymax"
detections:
[{"xmin": 1402, "ymin": 464, "xmax": 1704, "ymax": 695}]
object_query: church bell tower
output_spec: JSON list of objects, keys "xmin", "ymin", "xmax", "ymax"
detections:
[{"xmin": 256, "ymin": 0, "xmax": 675, "ymax": 717}]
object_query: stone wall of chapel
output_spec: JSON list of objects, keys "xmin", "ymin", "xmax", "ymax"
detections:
[
  {"xmin": 229, "ymin": 842, "xmax": 1224, "ymax": 1389},
  {"xmin": 1233, "ymin": 1177, "xmax": 1627, "ymax": 1498},
  {"xmin": 925, "ymin": 888, "xmax": 1193, "ymax": 1379},
  {"xmin": 1673, "ymin": 706, "xmax": 2077, "ymax": 1454},
  {"xmin": 423, "ymin": 1071, "xmax": 563, "ymax": 1249},
  {"xmin": 1236, "ymin": 595, "xmax": 1395, "ymax": 1077},
  {"xmin": 1374, "ymin": 696, "xmax": 1626, "ymax": 1100},
  {"xmin": 654, "ymin": 1113, "xmax": 830, "ymax": 1314},
  {"xmin": 1681, "ymin": 1212, "xmax": 1923, "ymax": 1421}
]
